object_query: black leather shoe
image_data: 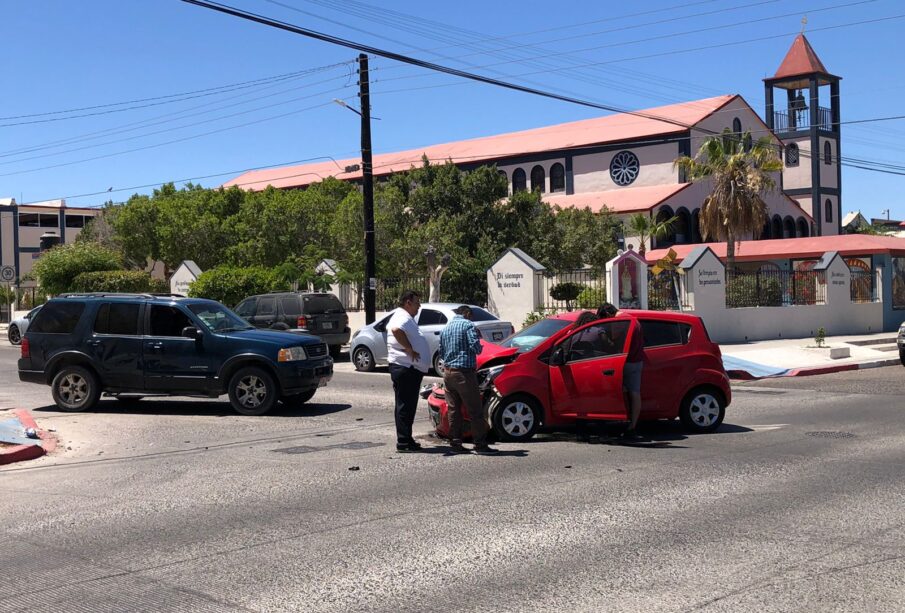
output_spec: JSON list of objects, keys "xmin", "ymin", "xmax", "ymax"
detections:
[
  {"xmin": 396, "ymin": 441, "xmax": 423, "ymax": 453},
  {"xmin": 472, "ymin": 445, "xmax": 499, "ymax": 455},
  {"xmin": 449, "ymin": 442, "xmax": 470, "ymax": 454}
]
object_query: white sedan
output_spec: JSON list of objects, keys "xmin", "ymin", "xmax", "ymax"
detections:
[
  {"xmin": 349, "ymin": 303, "xmax": 514, "ymax": 374},
  {"xmin": 7, "ymin": 305, "xmax": 42, "ymax": 346}
]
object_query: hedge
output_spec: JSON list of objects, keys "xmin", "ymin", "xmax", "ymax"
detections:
[
  {"xmin": 72, "ymin": 270, "xmax": 168, "ymax": 294},
  {"xmin": 188, "ymin": 266, "xmax": 284, "ymax": 307}
]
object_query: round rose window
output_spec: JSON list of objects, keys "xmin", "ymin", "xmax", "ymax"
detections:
[{"xmin": 610, "ymin": 150, "xmax": 640, "ymax": 186}]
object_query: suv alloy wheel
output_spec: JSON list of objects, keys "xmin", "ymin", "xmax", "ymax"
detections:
[
  {"xmin": 51, "ymin": 365, "xmax": 101, "ymax": 412},
  {"xmin": 228, "ymin": 366, "xmax": 278, "ymax": 416}
]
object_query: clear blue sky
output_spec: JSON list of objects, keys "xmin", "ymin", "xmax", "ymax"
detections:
[{"xmin": 3, "ymin": 0, "xmax": 904, "ymax": 221}]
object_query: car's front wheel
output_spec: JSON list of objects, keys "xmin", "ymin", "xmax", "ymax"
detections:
[
  {"xmin": 492, "ymin": 395, "xmax": 541, "ymax": 441},
  {"xmin": 282, "ymin": 389, "xmax": 316, "ymax": 406},
  {"xmin": 51, "ymin": 366, "xmax": 101, "ymax": 412},
  {"xmin": 679, "ymin": 387, "xmax": 726, "ymax": 433},
  {"xmin": 352, "ymin": 346, "xmax": 375, "ymax": 372},
  {"xmin": 227, "ymin": 367, "xmax": 278, "ymax": 416},
  {"xmin": 7, "ymin": 324, "xmax": 21, "ymax": 345}
]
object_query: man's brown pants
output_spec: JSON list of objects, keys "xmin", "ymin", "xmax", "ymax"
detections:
[{"xmin": 443, "ymin": 368, "xmax": 489, "ymax": 446}]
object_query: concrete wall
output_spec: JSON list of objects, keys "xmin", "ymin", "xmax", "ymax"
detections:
[
  {"xmin": 819, "ymin": 136, "xmax": 838, "ymax": 189},
  {"xmin": 572, "ymin": 142, "xmax": 681, "ymax": 192},
  {"xmin": 780, "ymin": 136, "xmax": 813, "ymax": 191},
  {"xmin": 486, "ymin": 250, "xmax": 541, "ymax": 329}
]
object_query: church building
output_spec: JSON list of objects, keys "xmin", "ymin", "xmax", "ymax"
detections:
[{"xmin": 226, "ymin": 34, "xmax": 842, "ymax": 251}]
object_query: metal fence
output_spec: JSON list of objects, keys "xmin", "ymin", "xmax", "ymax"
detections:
[
  {"xmin": 726, "ymin": 269, "xmax": 826, "ymax": 308},
  {"xmin": 850, "ymin": 270, "xmax": 877, "ymax": 303},
  {"xmin": 647, "ymin": 270, "xmax": 680, "ymax": 311},
  {"xmin": 534, "ymin": 269, "xmax": 606, "ymax": 312},
  {"xmin": 374, "ymin": 277, "xmax": 431, "ymax": 312}
]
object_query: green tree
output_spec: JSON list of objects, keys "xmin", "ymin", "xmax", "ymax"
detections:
[
  {"xmin": 31, "ymin": 242, "xmax": 122, "ymax": 295},
  {"xmin": 624, "ymin": 213, "xmax": 678, "ymax": 256},
  {"xmin": 188, "ymin": 266, "xmax": 281, "ymax": 307},
  {"xmin": 674, "ymin": 130, "xmax": 783, "ymax": 271}
]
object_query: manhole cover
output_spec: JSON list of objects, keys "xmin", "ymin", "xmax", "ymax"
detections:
[{"xmin": 806, "ymin": 431, "xmax": 856, "ymax": 439}]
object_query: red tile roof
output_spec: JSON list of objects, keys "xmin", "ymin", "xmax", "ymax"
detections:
[
  {"xmin": 224, "ymin": 96, "xmax": 737, "ymax": 191},
  {"xmin": 646, "ymin": 234, "xmax": 905, "ymax": 264},
  {"xmin": 543, "ymin": 183, "xmax": 692, "ymax": 214},
  {"xmin": 772, "ymin": 34, "xmax": 829, "ymax": 80}
]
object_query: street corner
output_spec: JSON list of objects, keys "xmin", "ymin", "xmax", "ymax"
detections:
[{"xmin": 0, "ymin": 408, "xmax": 58, "ymax": 466}]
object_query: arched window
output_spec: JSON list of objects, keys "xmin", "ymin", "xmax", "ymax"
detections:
[
  {"xmin": 796, "ymin": 217, "xmax": 809, "ymax": 237},
  {"xmin": 654, "ymin": 206, "xmax": 676, "ymax": 248},
  {"xmin": 785, "ymin": 143, "xmax": 799, "ymax": 166},
  {"xmin": 825, "ymin": 199, "xmax": 833, "ymax": 223},
  {"xmin": 783, "ymin": 216, "xmax": 795, "ymax": 239},
  {"xmin": 512, "ymin": 168, "xmax": 527, "ymax": 193},
  {"xmin": 674, "ymin": 208, "xmax": 691, "ymax": 244},
  {"xmin": 691, "ymin": 209, "xmax": 702, "ymax": 243},
  {"xmin": 530, "ymin": 165, "xmax": 545, "ymax": 193},
  {"xmin": 772, "ymin": 215, "xmax": 783, "ymax": 239},
  {"xmin": 761, "ymin": 221, "xmax": 771, "ymax": 240},
  {"xmin": 549, "ymin": 163, "xmax": 565, "ymax": 193},
  {"xmin": 824, "ymin": 141, "xmax": 832, "ymax": 165},
  {"xmin": 732, "ymin": 117, "xmax": 742, "ymax": 134}
]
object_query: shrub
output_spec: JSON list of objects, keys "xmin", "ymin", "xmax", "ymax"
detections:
[
  {"xmin": 188, "ymin": 266, "xmax": 282, "ymax": 306},
  {"xmin": 726, "ymin": 275, "xmax": 782, "ymax": 308},
  {"xmin": 577, "ymin": 286, "xmax": 606, "ymax": 309},
  {"xmin": 31, "ymin": 242, "xmax": 122, "ymax": 295},
  {"xmin": 72, "ymin": 270, "xmax": 168, "ymax": 294},
  {"xmin": 815, "ymin": 327, "xmax": 826, "ymax": 347},
  {"xmin": 550, "ymin": 282, "xmax": 585, "ymax": 310},
  {"xmin": 522, "ymin": 310, "xmax": 549, "ymax": 329}
]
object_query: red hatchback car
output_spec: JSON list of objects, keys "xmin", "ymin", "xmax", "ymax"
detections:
[{"xmin": 425, "ymin": 310, "xmax": 731, "ymax": 441}]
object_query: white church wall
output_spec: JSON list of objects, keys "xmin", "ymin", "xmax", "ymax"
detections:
[
  {"xmin": 572, "ymin": 142, "xmax": 681, "ymax": 192},
  {"xmin": 820, "ymin": 137, "xmax": 838, "ymax": 189}
]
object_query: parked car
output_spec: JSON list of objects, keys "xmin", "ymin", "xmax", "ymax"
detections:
[
  {"xmin": 18, "ymin": 293, "xmax": 333, "ymax": 415},
  {"xmin": 7, "ymin": 305, "xmax": 42, "ymax": 346},
  {"xmin": 425, "ymin": 310, "xmax": 731, "ymax": 441},
  {"xmin": 350, "ymin": 303, "xmax": 514, "ymax": 374},
  {"xmin": 898, "ymin": 321, "xmax": 905, "ymax": 366},
  {"xmin": 234, "ymin": 291, "xmax": 350, "ymax": 358}
]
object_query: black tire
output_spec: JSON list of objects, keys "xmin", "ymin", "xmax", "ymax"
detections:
[
  {"xmin": 679, "ymin": 387, "xmax": 726, "ymax": 433},
  {"xmin": 899, "ymin": 349, "xmax": 905, "ymax": 367},
  {"xmin": 432, "ymin": 353, "xmax": 445, "ymax": 376},
  {"xmin": 491, "ymin": 394, "xmax": 541, "ymax": 441},
  {"xmin": 282, "ymin": 389, "xmax": 317, "ymax": 406},
  {"xmin": 352, "ymin": 346, "xmax": 375, "ymax": 372},
  {"xmin": 227, "ymin": 366, "xmax": 278, "ymax": 416},
  {"xmin": 8, "ymin": 324, "xmax": 21, "ymax": 346},
  {"xmin": 51, "ymin": 365, "xmax": 101, "ymax": 412}
]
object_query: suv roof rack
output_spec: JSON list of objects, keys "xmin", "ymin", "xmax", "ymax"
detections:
[{"xmin": 57, "ymin": 292, "xmax": 184, "ymax": 299}]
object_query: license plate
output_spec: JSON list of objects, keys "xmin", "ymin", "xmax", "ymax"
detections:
[
  {"xmin": 492, "ymin": 331, "xmax": 503, "ymax": 341},
  {"xmin": 321, "ymin": 322, "xmax": 333, "ymax": 329},
  {"xmin": 318, "ymin": 376, "xmax": 328, "ymax": 387}
]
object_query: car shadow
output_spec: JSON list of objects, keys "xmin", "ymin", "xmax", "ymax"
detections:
[{"xmin": 32, "ymin": 399, "xmax": 352, "ymax": 418}]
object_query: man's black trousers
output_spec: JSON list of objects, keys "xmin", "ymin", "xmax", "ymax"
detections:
[{"xmin": 389, "ymin": 364, "xmax": 424, "ymax": 446}]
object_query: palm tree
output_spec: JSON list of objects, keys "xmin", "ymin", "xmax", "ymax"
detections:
[
  {"xmin": 674, "ymin": 130, "xmax": 783, "ymax": 271},
  {"xmin": 625, "ymin": 212, "xmax": 677, "ymax": 255}
]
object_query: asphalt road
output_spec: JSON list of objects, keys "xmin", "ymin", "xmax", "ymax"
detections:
[{"xmin": 1, "ymin": 343, "xmax": 903, "ymax": 612}]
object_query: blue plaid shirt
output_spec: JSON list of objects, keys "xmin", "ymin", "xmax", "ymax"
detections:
[{"xmin": 439, "ymin": 315, "xmax": 483, "ymax": 369}]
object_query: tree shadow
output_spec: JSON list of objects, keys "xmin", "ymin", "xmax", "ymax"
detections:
[{"xmin": 32, "ymin": 398, "xmax": 352, "ymax": 418}]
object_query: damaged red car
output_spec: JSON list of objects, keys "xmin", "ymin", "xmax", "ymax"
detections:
[{"xmin": 424, "ymin": 310, "xmax": 731, "ymax": 441}]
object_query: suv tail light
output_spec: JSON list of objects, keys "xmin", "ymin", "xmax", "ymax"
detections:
[
  {"xmin": 297, "ymin": 316, "xmax": 308, "ymax": 329},
  {"xmin": 21, "ymin": 337, "xmax": 30, "ymax": 359}
]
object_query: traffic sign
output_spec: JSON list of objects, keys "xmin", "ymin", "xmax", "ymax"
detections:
[{"xmin": 0, "ymin": 265, "xmax": 15, "ymax": 283}]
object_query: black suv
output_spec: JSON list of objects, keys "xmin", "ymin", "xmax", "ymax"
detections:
[
  {"xmin": 234, "ymin": 292, "xmax": 350, "ymax": 357},
  {"xmin": 18, "ymin": 294, "xmax": 333, "ymax": 415}
]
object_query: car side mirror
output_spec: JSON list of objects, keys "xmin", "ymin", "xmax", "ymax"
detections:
[
  {"xmin": 182, "ymin": 326, "xmax": 202, "ymax": 340},
  {"xmin": 550, "ymin": 346, "xmax": 566, "ymax": 367}
]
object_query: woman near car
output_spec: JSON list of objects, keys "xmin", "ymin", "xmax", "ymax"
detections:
[{"xmin": 597, "ymin": 303, "xmax": 644, "ymax": 440}]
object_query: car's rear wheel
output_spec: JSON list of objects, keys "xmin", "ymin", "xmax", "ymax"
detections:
[
  {"xmin": 679, "ymin": 388, "xmax": 725, "ymax": 433},
  {"xmin": 432, "ymin": 353, "xmax": 445, "ymax": 376},
  {"xmin": 228, "ymin": 367, "xmax": 278, "ymax": 416},
  {"xmin": 51, "ymin": 366, "xmax": 101, "ymax": 412},
  {"xmin": 352, "ymin": 346, "xmax": 375, "ymax": 372},
  {"xmin": 282, "ymin": 389, "xmax": 316, "ymax": 406},
  {"xmin": 492, "ymin": 395, "xmax": 541, "ymax": 441},
  {"xmin": 7, "ymin": 324, "xmax": 21, "ymax": 345}
]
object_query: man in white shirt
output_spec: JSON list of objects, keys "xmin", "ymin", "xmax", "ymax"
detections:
[{"xmin": 387, "ymin": 290, "xmax": 431, "ymax": 452}]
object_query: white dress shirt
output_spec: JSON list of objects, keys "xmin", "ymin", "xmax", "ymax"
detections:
[{"xmin": 386, "ymin": 308, "xmax": 430, "ymax": 373}]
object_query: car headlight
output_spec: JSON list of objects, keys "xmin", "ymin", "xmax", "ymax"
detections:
[
  {"xmin": 478, "ymin": 365, "xmax": 505, "ymax": 389},
  {"xmin": 277, "ymin": 346, "xmax": 308, "ymax": 362}
]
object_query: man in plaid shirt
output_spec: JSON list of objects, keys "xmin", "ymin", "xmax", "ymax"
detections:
[{"xmin": 439, "ymin": 305, "xmax": 497, "ymax": 454}]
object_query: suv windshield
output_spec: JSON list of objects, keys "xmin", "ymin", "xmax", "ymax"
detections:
[
  {"xmin": 188, "ymin": 303, "xmax": 253, "ymax": 333},
  {"xmin": 301, "ymin": 294, "xmax": 344, "ymax": 314},
  {"xmin": 500, "ymin": 318, "xmax": 572, "ymax": 352}
]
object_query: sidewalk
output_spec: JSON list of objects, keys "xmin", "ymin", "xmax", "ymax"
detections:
[{"xmin": 721, "ymin": 331, "xmax": 902, "ymax": 379}]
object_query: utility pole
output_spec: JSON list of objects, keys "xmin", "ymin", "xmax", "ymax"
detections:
[{"xmin": 359, "ymin": 53, "xmax": 376, "ymax": 325}]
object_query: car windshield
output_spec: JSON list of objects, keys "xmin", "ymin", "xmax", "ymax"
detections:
[
  {"xmin": 500, "ymin": 318, "xmax": 572, "ymax": 352},
  {"xmin": 188, "ymin": 303, "xmax": 253, "ymax": 332}
]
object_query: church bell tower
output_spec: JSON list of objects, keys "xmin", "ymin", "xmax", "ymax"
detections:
[{"xmin": 764, "ymin": 33, "xmax": 841, "ymax": 236}]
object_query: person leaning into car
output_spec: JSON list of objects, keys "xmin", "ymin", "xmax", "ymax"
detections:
[
  {"xmin": 598, "ymin": 303, "xmax": 644, "ymax": 440},
  {"xmin": 387, "ymin": 290, "xmax": 431, "ymax": 453},
  {"xmin": 439, "ymin": 305, "xmax": 498, "ymax": 454}
]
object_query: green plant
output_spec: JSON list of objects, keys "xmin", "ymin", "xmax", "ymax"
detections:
[
  {"xmin": 815, "ymin": 327, "xmax": 827, "ymax": 348},
  {"xmin": 72, "ymin": 270, "xmax": 167, "ymax": 294},
  {"xmin": 549, "ymin": 282, "xmax": 585, "ymax": 311},
  {"xmin": 577, "ymin": 286, "xmax": 606, "ymax": 309},
  {"xmin": 30, "ymin": 242, "xmax": 122, "ymax": 295},
  {"xmin": 188, "ymin": 266, "xmax": 281, "ymax": 306},
  {"xmin": 522, "ymin": 310, "xmax": 548, "ymax": 328}
]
